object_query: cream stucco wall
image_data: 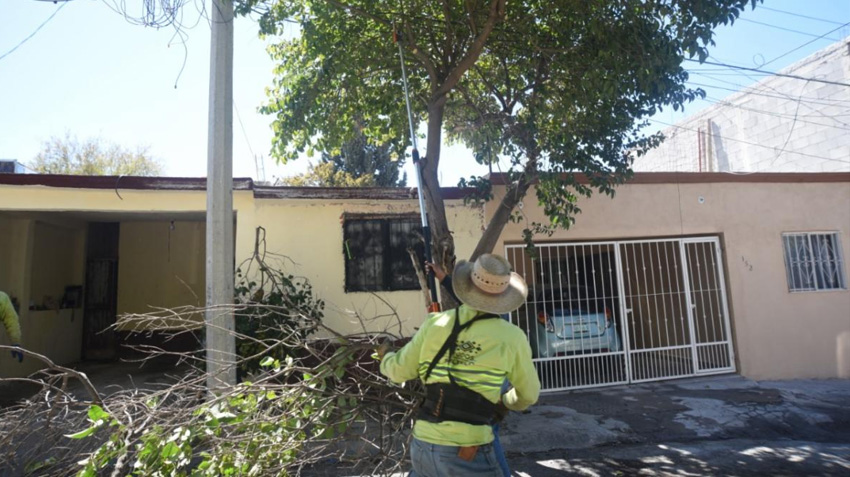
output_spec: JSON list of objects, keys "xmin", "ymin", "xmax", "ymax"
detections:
[
  {"xmin": 117, "ymin": 220, "xmax": 206, "ymax": 328},
  {"xmin": 250, "ymin": 198, "xmax": 483, "ymax": 336},
  {"xmin": 2, "ymin": 177, "xmax": 847, "ymax": 381},
  {"xmin": 487, "ymin": 180, "xmax": 850, "ymax": 380},
  {"xmin": 0, "ymin": 183, "xmax": 482, "ymax": 366},
  {"xmin": 0, "ymin": 216, "xmax": 86, "ymax": 378}
]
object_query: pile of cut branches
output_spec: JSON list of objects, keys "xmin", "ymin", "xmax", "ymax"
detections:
[{"xmin": 0, "ymin": 228, "xmax": 420, "ymax": 476}]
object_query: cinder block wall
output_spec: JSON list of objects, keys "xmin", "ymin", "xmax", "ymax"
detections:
[{"xmin": 635, "ymin": 39, "xmax": 850, "ymax": 173}]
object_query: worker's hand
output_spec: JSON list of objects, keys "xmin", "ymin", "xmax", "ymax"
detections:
[
  {"xmin": 424, "ymin": 261, "xmax": 447, "ymax": 281},
  {"xmin": 10, "ymin": 344, "xmax": 23, "ymax": 363},
  {"xmin": 375, "ymin": 340, "xmax": 392, "ymax": 360}
]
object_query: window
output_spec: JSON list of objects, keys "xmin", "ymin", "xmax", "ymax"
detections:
[
  {"xmin": 343, "ymin": 216, "xmax": 424, "ymax": 292},
  {"xmin": 782, "ymin": 232, "xmax": 846, "ymax": 292}
]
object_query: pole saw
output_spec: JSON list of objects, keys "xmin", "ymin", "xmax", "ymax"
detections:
[{"xmin": 394, "ymin": 28, "xmax": 441, "ymax": 313}]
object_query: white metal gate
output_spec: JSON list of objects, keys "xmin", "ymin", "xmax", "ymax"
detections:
[{"xmin": 506, "ymin": 237, "xmax": 735, "ymax": 392}]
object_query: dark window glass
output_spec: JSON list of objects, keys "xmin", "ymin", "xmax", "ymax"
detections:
[{"xmin": 344, "ymin": 217, "xmax": 424, "ymax": 292}]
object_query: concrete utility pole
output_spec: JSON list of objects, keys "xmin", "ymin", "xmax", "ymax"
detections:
[{"xmin": 205, "ymin": 0, "xmax": 236, "ymax": 391}]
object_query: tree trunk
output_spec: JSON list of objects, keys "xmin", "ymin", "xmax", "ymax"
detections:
[
  {"xmin": 470, "ymin": 173, "xmax": 534, "ymax": 261},
  {"xmin": 418, "ymin": 95, "xmax": 457, "ymax": 309}
]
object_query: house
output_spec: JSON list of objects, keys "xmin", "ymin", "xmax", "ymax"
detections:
[
  {"xmin": 634, "ymin": 38, "xmax": 850, "ymax": 173},
  {"xmin": 0, "ymin": 172, "xmax": 848, "ymax": 393}
]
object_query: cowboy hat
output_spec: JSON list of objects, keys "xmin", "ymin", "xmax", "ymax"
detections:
[{"xmin": 452, "ymin": 253, "xmax": 528, "ymax": 314}]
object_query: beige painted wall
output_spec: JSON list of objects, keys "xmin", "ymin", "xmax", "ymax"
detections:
[
  {"xmin": 0, "ymin": 184, "xmax": 481, "ymax": 341},
  {"xmin": 117, "ymin": 220, "xmax": 206, "ymax": 329},
  {"xmin": 250, "ymin": 198, "xmax": 483, "ymax": 336},
  {"xmin": 0, "ymin": 216, "xmax": 86, "ymax": 378},
  {"xmin": 2, "ymin": 178, "xmax": 846, "ymax": 381},
  {"xmin": 487, "ymin": 181, "xmax": 850, "ymax": 380},
  {"xmin": 31, "ymin": 221, "xmax": 85, "ymax": 308}
]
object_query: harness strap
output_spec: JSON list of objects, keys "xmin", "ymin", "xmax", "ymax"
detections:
[{"xmin": 423, "ymin": 308, "xmax": 499, "ymax": 383}]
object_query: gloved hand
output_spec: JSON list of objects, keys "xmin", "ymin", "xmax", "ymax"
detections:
[
  {"xmin": 10, "ymin": 344, "xmax": 23, "ymax": 363},
  {"xmin": 375, "ymin": 340, "xmax": 392, "ymax": 360}
]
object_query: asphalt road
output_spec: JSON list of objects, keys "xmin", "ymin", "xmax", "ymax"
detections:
[{"xmin": 507, "ymin": 439, "xmax": 850, "ymax": 476}]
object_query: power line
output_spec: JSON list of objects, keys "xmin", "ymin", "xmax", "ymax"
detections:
[
  {"xmin": 758, "ymin": 5, "xmax": 850, "ymax": 26},
  {"xmin": 697, "ymin": 94, "xmax": 850, "ymax": 131},
  {"xmin": 761, "ymin": 21, "xmax": 850, "ymax": 68},
  {"xmin": 0, "ymin": 2, "xmax": 69, "ymax": 62},
  {"xmin": 738, "ymin": 17, "xmax": 843, "ymax": 41},
  {"xmin": 687, "ymin": 78, "xmax": 850, "ymax": 106},
  {"xmin": 648, "ymin": 118, "xmax": 850, "ymax": 166},
  {"xmin": 683, "ymin": 59, "xmax": 850, "ymax": 88},
  {"xmin": 701, "ymin": 53, "xmax": 850, "ymax": 129},
  {"xmin": 233, "ymin": 100, "xmax": 256, "ymax": 160}
]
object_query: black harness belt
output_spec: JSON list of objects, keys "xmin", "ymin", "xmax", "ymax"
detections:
[{"xmin": 417, "ymin": 309, "xmax": 501, "ymax": 426}]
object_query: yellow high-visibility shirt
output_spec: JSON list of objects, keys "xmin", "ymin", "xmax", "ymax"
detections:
[
  {"xmin": 0, "ymin": 292, "xmax": 21, "ymax": 345},
  {"xmin": 380, "ymin": 304, "xmax": 540, "ymax": 446}
]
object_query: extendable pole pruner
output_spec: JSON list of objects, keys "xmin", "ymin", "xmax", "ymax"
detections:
[{"xmin": 394, "ymin": 28, "xmax": 440, "ymax": 313}]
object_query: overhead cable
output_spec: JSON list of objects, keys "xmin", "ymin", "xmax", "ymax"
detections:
[
  {"xmin": 758, "ymin": 5, "xmax": 850, "ymax": 26},
  {"xmin": 738, "ymin": 17, "xmax": 844, "ymax": 41},
  {"xmin": 649, "ymin": 118, "xmax": 850, "ymax": 165},
  {"xmin": 683, "ymin": 59, "xmax": 850, "ymax": 88},
  {"xmin": 0, "ymin": 2, "xmax": 69, "ymax": 62}
]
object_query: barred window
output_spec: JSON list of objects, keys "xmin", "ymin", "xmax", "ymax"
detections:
[
  {"xmin": 343, "ymin": 216, "xmax": 424, "ymax": 292},
  {"xmin": 782, "ymin": 232, "xmax": 846, "ymax": 292}
]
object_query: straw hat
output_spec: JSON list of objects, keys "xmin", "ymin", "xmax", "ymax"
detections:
[{"xmin": 451, "ymin": 253, "xmax": 528, "ymax": 314}]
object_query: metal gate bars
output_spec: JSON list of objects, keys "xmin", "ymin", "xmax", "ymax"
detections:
[{"xmin": 506, "ymin": 237, "xmax": 736, "ymax": 392}]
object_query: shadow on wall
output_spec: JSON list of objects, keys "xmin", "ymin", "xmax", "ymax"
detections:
[
  {"xmin": 710, "ymin": 120, "xmax": 731, "ymax": 172},
  {"xmin": 839, "ymin": 331, "xmax": 850, "ymax": 379}
]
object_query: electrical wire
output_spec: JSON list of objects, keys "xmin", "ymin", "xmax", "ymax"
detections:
[
  {"xmin": 687, "ymin": 77, "xmax": 850, "ymax": 106},
  {"xmin": 758, "ymin": 5, "xmax": 850, "ymax": 26},
  {"xmin": 0, "ymin": 2, "xmax": 70, "ymax": 62},
  {"xmin": 683, "ymin": 59, "xmax": 850, "ymax": 88},
  {"xmin": 761, "ymin": 22, "xmax": 850, "ymax": 68},
  {"xmin": 701, "ymin": 52, "xmax": 850, "ymax": 129},
  {"xmin": 696, "ymin": 95, "xmax": 850, "ymax": 131},
  {"xmin": 738, "ymin": 17, "xmax": 844, "ymax": 41},
  {"xmin": 649, "ymin": 118, "xmax": 850, "ymax": 165}
]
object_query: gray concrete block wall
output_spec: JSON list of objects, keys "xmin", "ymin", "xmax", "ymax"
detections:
[{"xmin": 635, "ymin": 39, "xmax": 850, "ymax": 173}]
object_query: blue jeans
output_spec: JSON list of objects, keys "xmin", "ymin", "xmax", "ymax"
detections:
[
  {"xmin": 409, "ymin": 438, "xmax": 503, "ymax": 477},
  {"xmin": 492, "ymin": 423, "xmax": 511, "ymax": 476},
  {"xmin": 494, "ymin": 378, "xmax": 512, "ymax": 476}
]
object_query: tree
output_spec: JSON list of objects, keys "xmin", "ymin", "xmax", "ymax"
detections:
[
  {"xmin": 280, "ymin": 161, "xmax": 377, "ymax": 187},
  {"xmin": 30, "ymin": 133, "xmax": 163, "ymax": 176},
  {"xmin": 243, "ymin": 0, "xmax": 758, "ymax": 303},
  {"xmin": 280, "ymin": 131, "xmax": 407, "ymax": 187}
]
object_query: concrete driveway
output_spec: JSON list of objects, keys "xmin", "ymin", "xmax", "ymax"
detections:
[{"xmin": 500, "ymin": 375, "xmax": 850, "ymax": 476}]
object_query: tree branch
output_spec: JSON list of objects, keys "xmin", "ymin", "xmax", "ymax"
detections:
[
  {"xmin": 0, "ymin": 345, "xmax": 104, "ymax": 406},
  {"xmin": 435, "ymin": 0, "xmax": 506, "ymax": 98},
  {"xmin": 325, "ymin": 0, "xmax": 392, "ymax": 26}
]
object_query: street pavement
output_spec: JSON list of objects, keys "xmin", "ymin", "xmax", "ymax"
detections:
[{"xmin": 498, "ymin": 375, "xmax": 850, "ymax": 476}]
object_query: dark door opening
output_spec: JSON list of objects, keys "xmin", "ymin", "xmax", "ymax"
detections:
[{"xmin": 83, "ymin": 222, "xmax": 120, "ymax": 360}]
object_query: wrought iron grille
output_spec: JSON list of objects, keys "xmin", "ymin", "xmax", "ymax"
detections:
[{"xmin": 782, "ymin": 232, "xmax": 847, "ymax": 292}]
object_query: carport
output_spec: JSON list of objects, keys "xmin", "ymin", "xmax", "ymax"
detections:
[
  {"xmin": 506, "ymin": 236, "xmax": 736, "ymax": 392},
  {"xmin": 0, "ymin": 210, "xmax": 206, "ymax": 379}
]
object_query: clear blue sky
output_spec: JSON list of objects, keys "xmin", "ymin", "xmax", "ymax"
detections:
[{"xmin": 1, "ymin": 0, "xmax": 848, "ymax": 185}]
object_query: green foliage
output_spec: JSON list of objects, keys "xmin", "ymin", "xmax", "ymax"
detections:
[
  {"xmin": 281, "ymin": 130, "xmax": 407, "ymax": 187},
  {"xmin": 29, "ymin": 132, "xmax": 162, "ymax": 176},
  {"xmin": 234, "ymin": 263, "xmax": 324, "ymax": 378},
  {"xmin": 241, "ymin": 0, "xmax": 760, "ymax": 249},
  {"xmin": 69, "ymin": 345, "xmax": 366, "ymax": 476}
]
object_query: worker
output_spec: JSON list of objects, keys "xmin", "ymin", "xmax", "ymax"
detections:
[
  {"xmin": 1, "ymin": 291, "xmax": 23, "ymax": 363},
  {"xmin": 425, "ymin": 260, "xmax": 511, "ymax": 477},
  {"xmin": 378, "ymin": 253, "xmax": 540, "ymax": 476}
]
